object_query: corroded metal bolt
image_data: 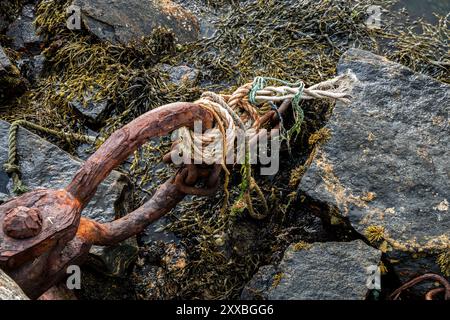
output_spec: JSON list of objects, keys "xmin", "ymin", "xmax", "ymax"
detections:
[{"xmin": 3, "ymin": 206, "xmax": 43, "ymax": 239}]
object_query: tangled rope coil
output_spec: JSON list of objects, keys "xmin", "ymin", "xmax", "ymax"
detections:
[{"xmin": 175, "ymin": 70, "xmax": 357, "ymax": 219}]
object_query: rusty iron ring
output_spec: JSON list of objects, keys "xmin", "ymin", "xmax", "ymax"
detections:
[
  {"xmin": 390, "ymin": 273, "xmax": 450, "ymax": 300},
  {"xmin": 425, "ymin": 287, "xmax": 446, "ymax": 300},
  {"xmin": 174, "ymin": 164, "xmax": 221, "ymax": 196}
]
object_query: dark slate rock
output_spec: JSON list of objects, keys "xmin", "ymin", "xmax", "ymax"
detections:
[
  {"xmin": 68, "ymin": 92, "xmax": 110, "ymax": 124},
  {"xmin": 241, "ymin": 265, "xmax": 277, "ymax": 300},
  {"xmin": 140, "ymin": 216, "xmax": 180, "ymax": 245},
  {"xmin": 72, "ymin": 0, "xmax": 200, "ymax": 45},
  {"xmin": 0, "ymin": 120, "xmax": 131, "ymax": 222},
  {"xmin": 0, "ymin": 45, "xmax": 28, "ymax": 101},
  {"xmin": 159, "ymin": 64, "xmax": 199, "ymax": 86},
  {"xmin": 17, "ymin": 54, "xmax": 46, "ymax": 83},
  {"xmin": 88, "ymin": 239, "xmax": 138, "ymax": 277},
  {"xmin": 0, "ymin": 269, "xmax": 29, "ymax": 300},
  {"xmin": 242, "ymin": 240, "xmax": 381, "ymax": 300},
  {"xmin": 0, "ymin": 45, "xmax": 12, "ymax": 74},
  {"xmin": 298, "ymin": 49, "xmax": 450, "ymax": 289},
  {"xmin": 76, "ymin": 128, "xmax": 99, "ymax": 161},
  {"xmin": 6, "ymin": 4, "xmax": 42, "ymax": 53},
  {"xmin": 172, "ymin": 0, "xmax": 218, "ymax": 39}
]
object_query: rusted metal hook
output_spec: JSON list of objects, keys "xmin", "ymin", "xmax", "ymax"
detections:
[
  {"xmin": 0, "ymin": 102, "xmax": 215, "ymax": 299},
  {"xmin": 390, "ymin": 273, "xmax": 450, "ymax": 300},
  {"xmin": 174, "ymin": 164, "xmax": 222, "ymax": 196}
]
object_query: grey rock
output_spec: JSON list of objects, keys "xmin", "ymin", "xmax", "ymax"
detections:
[
  {"xmin": 141, "ymin": 216, "xmax": 180, "ymax": 244},
  {"xmin": 68, "ymin": 91, "xmax": 110, "ymax": 124},
  {"xmin": 0, "ymin": 45, "xmax": 12, "ymax": 74},
  {"xmin": 0, "ymin": 120, "xmax": 131, "ymax": 223},
  {"xmin": 0, "ymin": 192, "xmax": 8, "ymax": 204},
  {"xmin": 299, "ymin": 49, "xmax": 450, "ymax": 289},
  {"xmin": 73, "ymin": 0, "xmax": 200, "ymax": 45},
  {"xmin": 18, "ymin": 54, "xmax": 46, "ymax": 83},
  {"xmin": 241, "ymin": 265, "xmax": 277, "ymax": 300},
  {"xmin": 0, "ymin": 268, "xmax": 29, "ymax": 300},
  {"xmin": 171, "ymin": 0, "xmax": 218, "ymax": 39},
  {"xmin": 242, "ymin": 240, "xmax": 381, "ymax": 300},
  {"xmin": 159, "ymin": 64, "xmax": 199, "ymax": 86},
  {"xmin": 88, "ymin": 239, "xmax": 138, "ymax": 277},
  {"xmin": 0, "ymin": 45, "xmax": 28, "ymax": 101},
  {"xmin": 76, "ymin": 128, "xmax": 99, "ymax": 160},
  {"xmin": 6, "ymin": 4, "xmax": 42, "ymax": 53}
]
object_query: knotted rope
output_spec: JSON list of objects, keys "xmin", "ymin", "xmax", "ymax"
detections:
[{"xmin": 175, "ymin": 70, "xmax": 357, "ymax": 219}]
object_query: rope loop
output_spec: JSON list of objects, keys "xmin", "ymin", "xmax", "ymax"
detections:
[{"xmin": 4, "ymin": 120, "xmax": 98, "ymax": 194}]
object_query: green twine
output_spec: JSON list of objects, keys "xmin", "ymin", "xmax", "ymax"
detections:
[
  {"xmin": 248, "ymin": 76, "xmax": 305, "ymax": 147},
  {"xmin": 287, "ymin": 81, "xmax": 305, "ymax": 143}
]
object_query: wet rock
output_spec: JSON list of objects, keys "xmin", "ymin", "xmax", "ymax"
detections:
[
  {"xmin": 73, "ymin": 0, "xmax": 200, "ymax": 45},
  {"xmin": 298, "ymin": 49, "xmax": 450, "ymax": 291},
  {"xmin": 68, "ymin": 91, "xmax": 110, "ymax": 124},
  {"xmin": 88, "ymin": 239, "xmax": 138, "ymax": 277},
  {"xmin": 17, "ymin": 54, "xmax": 46, "ymax": 83},
  {"xmin": 132, "ymin": 242, "xmax": 186, "ymax": 299},
  {"xmin": 140, "ymin": 216, "xmax": 180, "ymax": 245},
  {"xmin": 159, "ymin": 64, "xmax": 199, "ymax": 86},
  {"xmin": 76, "ymin": 128, "xmax": 99, "ymax": 160},
  {"xmin": 0, "ymin": 268, "xmax": 29, "ymax": 300},
  {"xmin": 242, "ymin": 240, "xmax": 381, "ymax": 300},
  {"xmin": 241, "ymin": 265, "xmax": 277, "ymax": 300},
  {"xmin": 6, "ymin": 4, "xmax": 42, "ymax": 53},
  {"xmin": 0, "ymin": 45, "xmax": 28, "ymax": 100},
  {"xmin": 0, "ymin": 46, "xmax": 12, "ymax": 73},
  {"xmin": 172, "ymin": 0, "xmax": 218, "ymax": 39}
]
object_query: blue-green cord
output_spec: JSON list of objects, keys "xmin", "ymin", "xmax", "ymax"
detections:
[{"xmin": 249, "ymin": 76, "xmax": 305, "ymax": 143}]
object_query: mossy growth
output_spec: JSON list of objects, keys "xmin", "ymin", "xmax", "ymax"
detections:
[
  {"xmin": 288, "ymin": 165, "xmax": 305, "ymax": 189},
  {"xmin": 437, "ymin": 251, "xmax": 450, "ymax": 277},
  {"xmin": 365, "ymin": 225, "xmax": 386, "ymax": 244},
  {"xmin": 272, "ymin": 273, "xmax": 285, "ymax": 288},
  {"xmin": 308, "ymin": 127, "xmax": 332, "ymax": 146},
  {"xmin": 378, "ymin": 261, "xmax": 388, "ymax": 275},
  {"xmin": 292, "ymin": 241, "xmax": 312, "ymax": 251}
]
